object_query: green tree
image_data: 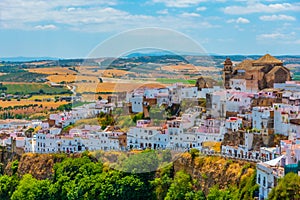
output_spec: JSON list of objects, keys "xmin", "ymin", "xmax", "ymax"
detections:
[
  {"xmin": 237, "ymin": 171, "xmax": 258, "ymax": 200},
  {"xmin": 268, "ymin": 172, "xmax": 300, "ymax": 200},
  {"xmin": 190, "ymin": 148, "xmax": 200, "ymax": 160},
  {"xmin": 50, "ymin": 156, "xmax": 103, "ymax": 199},
  {"xmin": 0, "ymin": 175, "xmax": 19, "ymax": 200},
  {"xmin": 11, "ymin": 174, "xmax": 51, "ymax": 200},
  {"xmin": 151, "ymin": 163, "xmax": 173, "ymax": 200},
  {"xmin": 98, "ymin": 113, "xmax": 115, "ymax": 130},
  {"xmin": 25, "ymin": 127, "xmax": 35, "ymax": 138},
  {"xmin": 207, "ymin": 185, "xmax": 237, "ymax": 200},
  {"xmin": 121, "ymin": 149, "xmax": 159, "ymax": 174},
  {"xmin": 149, "ymin": 105, "xmax": 166, "ymax": 121},
  {"xmin": 11, "ymin": 160, "xmax": 19, "ymax": 175},
  {"xmin": 165, "ymin": 170, "xmax": 199, "ymax": 200}
]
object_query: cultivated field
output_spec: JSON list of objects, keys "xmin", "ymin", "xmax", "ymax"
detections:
[
  {"xmin": 76, "ymin": 82, "xmax": 166, "ymax": 93},
  {"xmin": 0, "ymin": 100, "xmax": 67, "ymax": 108},
  {"xmin": 47, "ymin": 74, "xmax": 99, "ymax": 83},
  {"xmin": 161, "ymin": 64, "xmax": 220, "ymax": 73},
  {"xmin": 28, "ymin": 94, "xmax": 71, "ymax": 100},
  {"xmin": 78, "ymin": 67, "xmax": 133, "ymax": 77},
  {"xmin": 4, "ymin": 83, "xmax": 70, "ymax": 94},
  {"xmin": 27, "ymin": 67, "xmax": 76, "ymax": 75}
]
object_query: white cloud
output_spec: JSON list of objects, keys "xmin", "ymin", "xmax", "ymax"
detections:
[
  {"xmin": 236, "ymin": 17, "xmax": 250, "ymax": 23},
  {"xmin": 259, "ymin": 14, "xmax": 296, "ymax": 21},
  {"xmin": 258, "ymin": 33, "xmax": 285, "ymax": 39},
  {"xmin": 180, "ymin": 12, "xmax": 201, "ymax": 17},
  {"xmin": 257, "ymin": 32, "xmax": 296, "ymax": 40},
  {"xmin": 196, "ymin": 6, "xmax": 207, "ymax": 11},
  {"xmin": 34, "ymin": 24, "xmax": 57, "ymax": 30},
  {"xmin": 157, "ymin": 9, "xmax": 168, "ymax": 14},
  {"xmin": 224, "ymin": 2, "xmax": 300, "ymax": 14},
  {"xmin": 0, "ymin": 0, "xmax": 219, "ymax": 33},
  {"xmin": 227, "ymin": 17, "xmax": 250, "ymax": 24},
  {"xmin": 152, "ymin": 0, "xmax": 206, "ymax": 8}
]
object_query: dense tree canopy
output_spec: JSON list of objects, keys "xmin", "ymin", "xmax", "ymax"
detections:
[
  {"xmin": 0, "ymin": 151, "xmax": 260, "ymax": 200},
  {"xmin": 268, "ymin": 172, "xmax": 300, "ymax": 200}
]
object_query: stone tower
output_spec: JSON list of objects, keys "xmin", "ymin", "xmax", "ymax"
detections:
[{"xmin": 223, "ymin": 58, "xmax": 233, "ymax": 89}]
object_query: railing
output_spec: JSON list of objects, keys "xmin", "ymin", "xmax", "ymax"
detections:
[{"xmin": 198, "ymin": 151, "xmax": 264, "ymax": 163}]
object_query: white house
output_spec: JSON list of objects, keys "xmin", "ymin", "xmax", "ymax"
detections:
[
  {"xmin": 273, "ymin": 103, "xmax": 300, "ymax": 136},
  {"xmin": 127, "ymin": 125, "xmax": 168, "ymax": 150},
  {"xmin": 129, "ymin": 94, "xmax": 143, "ymax": 113},
  {"xmin": 207, "ymin": 90, "xmax": 227, "ymax": 118},
  {"xmin": 197, "ymin": 86, "xmax": 221, "ymax": 99},
  {"xmin": 256, "ymin": 156, "xmax": 285, "ymax": 200},
  {"xmin": 226, "ymin": 91, "xmax": 253, "ymax": 113},
  {"xmin": 252, "ymin": 107, "xmax": 272, "ymax": 130},
  {"xmin": 225, "ymin": 117, "xmax": 243, "ymax": 132},
  {"xmin": 230, "ymin": 78, "xmax": 247, "ymax": 92}
]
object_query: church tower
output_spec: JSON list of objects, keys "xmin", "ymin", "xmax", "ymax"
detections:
[{"xmin": 223, "ymin": 58, "xmax": 233, "ymax": 89}]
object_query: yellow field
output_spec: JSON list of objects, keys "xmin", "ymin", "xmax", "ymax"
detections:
[
  {"xmin": 161, "ymin": 64, "xmax": 220, "ymax": 73},
  {"xmin": 28, "ymin": 95, "xmax": 71, "ymax": 100},
  {"xmin": 0, "ymin": 100, "xmax": 68, "ymax": 108},
  {"xmin": 99, "ymin": 69, "xmax": 134, "ymax": 77},
  {"xmin": 47, "ymin": 74, "xmax": 99, "ymax": 83},
  {"xmin": 27, "ymin": 67, "xmax": 76, "ymax": 75},
  {"xmin": 76, "ymin": 82, "xmax": 166, "ymax": 93},
  {"xmin": 78, "ymin": 67, "xmax": 134, "ymax": 78}
]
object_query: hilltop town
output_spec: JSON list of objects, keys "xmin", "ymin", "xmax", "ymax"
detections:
[{"xmin": 1, "ymin": 54, "xmax": 300, "ymax": 199}]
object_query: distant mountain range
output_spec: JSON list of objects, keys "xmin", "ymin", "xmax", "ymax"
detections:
[
  {"xmin": 1, "ymin": 53, "xmax": 299, "ymax": 63},
  {"xmin": 0, "ymin": 57, "xmax": 60, "ymax": 62}
]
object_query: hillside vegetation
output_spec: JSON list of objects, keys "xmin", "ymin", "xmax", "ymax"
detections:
[
  {"xmin": 0, "ymin": 149, "xmax": 260, "ymax": 200},
  {"xmin": 4, "ymin": 84, "xmax": 70, "ymax": 95}
]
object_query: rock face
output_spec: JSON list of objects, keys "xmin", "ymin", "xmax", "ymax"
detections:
[
  {"xmin": 173, "ymin": 152, "xmax": 255, "ymax": 195},
  {"xmin": 2, "ymin": 151, "xmax": 255, "ymax": 195},
  {"xmin": 4, "ymin": 153, "xmax": 72, "ymax": 179},
  {"xmin": 223, "ymin": 54, "xmax": 291, "ymax": 90}
]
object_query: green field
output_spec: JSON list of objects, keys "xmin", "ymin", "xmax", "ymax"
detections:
[
  {"xmin": 0, "ymin": 72, "xmax": 47, "ymax": 82},
  {"xmin": 156, "ymin": 78, "xmax": 196, "ymax": 84},
  {"xmin": 4, "ymin": 84, "xmax": 71, "ymax": 95},
  {"xmin": 72, "ymin": 101, "xmax": 93, "ymax": 108}
]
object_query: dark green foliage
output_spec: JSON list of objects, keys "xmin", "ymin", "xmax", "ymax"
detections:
[
  {"xmin": 132, "ymin": 112, "xmax": 143, "ymax": 123},
  {"xmin": 4, "ymin": 83, "xmax": 70, "ymax": 95},
  {"xmin": 165, "ymin": 170, "xmax": 202, "ymax": 200},
  {"xmin": 268, "ymin": 172, "xmax": 300, "ymax": 200},
  {"xmin": 151, "ymin": 163, "xmax": 174, "ymax": 200},
  {"xmin": 0, "ymin": 175, "xmax": 19, "ymax": 200},
  {"xmin": 49, "ymin": 155, "xmax": 150, "ymax": 200},
  {"xmin": 11, "ymin": 174, "xmax": 51, "ymax": 200},
  {"xmin": 98, "ymin": 112, "xmax": 115, "ymax": 130},
  {"xmin": 190, "ymin": 148, "xmax": 200, "ymax": 160},
  {"xmin": 10, "ymin": 160, "xmax": 19, "ymax": 175},
  {"xmin": 207, "ymin": 185, "xmax": 237, "ymax": 200},
  {"xmin": 0, "ymin": 151, "xmax": 259, "ymax": 200},
  {"xmin": 121, "ymin": 149, "xmax": 159, "ymax": 174},
  {"xmin": 237, "ymin": 171, "xmax": 259, "ymax": 200},
  {"xmin": 206, "ymin": 171, "xmax": 259, "ymax": 200},
  {"xmin": 205, "ymin": 172, "xmax": 259, "ymax": 200},
  {"xmin": 0, "ymin": 72, "xmax": 47, "ymax": 82},
  {"xmin": 57, "ymin": 103, "xmax": 72, "ymax": 111}
]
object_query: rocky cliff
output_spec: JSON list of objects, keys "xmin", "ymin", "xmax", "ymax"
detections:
[{"xmin": 173, "ymin": 152, "xmax": 255, "ymax": 195}]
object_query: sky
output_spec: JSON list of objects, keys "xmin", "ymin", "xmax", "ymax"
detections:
[{"xmin": 0, "ymin": 0, "xmax": 299, "ymax": 58}]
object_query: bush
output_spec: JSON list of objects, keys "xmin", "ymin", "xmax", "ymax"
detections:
[{"xmin": 190, "ymin": 148, "xmax": 200, "ymax": 160}]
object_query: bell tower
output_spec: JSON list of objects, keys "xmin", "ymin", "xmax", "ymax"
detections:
[{"xmin": 223, "ymin": 58, "xmax": 233, "ymax": 89}]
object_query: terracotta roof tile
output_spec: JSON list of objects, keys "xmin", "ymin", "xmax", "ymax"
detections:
[{"xmin": 253, "ymin": 54, "xmax": 283, "ymax": 64}]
